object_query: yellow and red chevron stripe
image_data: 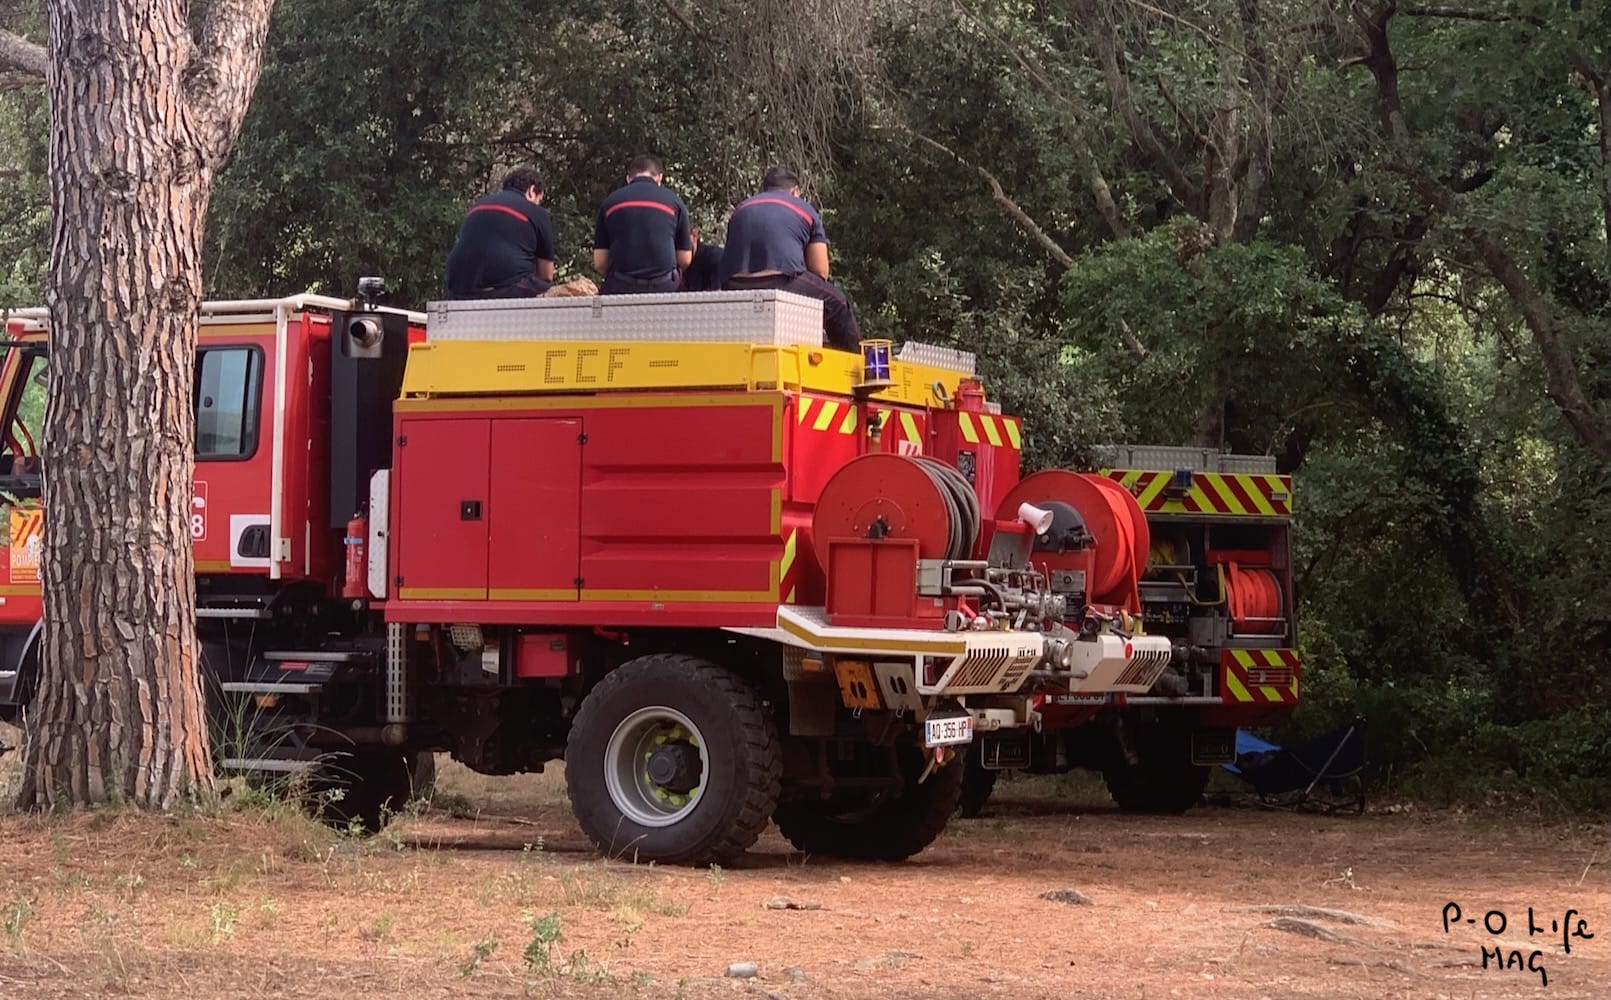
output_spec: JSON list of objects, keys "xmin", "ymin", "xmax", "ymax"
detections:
[
  {"xmin": 1220, "ymin": 648, "xmax": 1301, "ymax": 704},
  {"xmin": 797, "ymin": 396, "xmax": 859, "ymax": 435},
  {"xmin": 957, "ymin": 411, "xmax": 1021, "ymax": 451},
  {"xmin": 880, "ymin": 408, "xmax": 925, "ymax": 453},
  {"xmin": 1106, "ymin": 469, "xmax": 1293, "ymax": 516},
  {"xmin": 798, "ymin": 398, "xmax": 932, "ymax": 453},
  {"xmin": 779, "ymin": 528, "xmax": 800, "ymax": 603}
]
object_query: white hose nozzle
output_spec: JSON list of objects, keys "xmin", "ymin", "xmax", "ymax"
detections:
[{"xmin": 1018, "ymin": 502, "xmax": 1054, "ymax": 534}]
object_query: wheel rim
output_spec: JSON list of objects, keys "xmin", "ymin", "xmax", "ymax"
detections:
[{"xmin": 604, "ymin": 706, "xmax": 710, "ymax": 828}]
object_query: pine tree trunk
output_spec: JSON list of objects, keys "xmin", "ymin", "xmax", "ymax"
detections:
[{"xmin": 15, "ymin": 0, "xmax": 276, "ymax": 810}]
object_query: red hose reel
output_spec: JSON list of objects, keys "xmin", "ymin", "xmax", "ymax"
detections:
[
  {"xmin": 810, "ymin": 453, "xmax": 981, "ymax": 570},
  {"xmin": 811, "ymin": 454, "xmax": 987, "ymax": 624},
  {"xmin": 995, "ymin": 470, "xmax": 1150, "ymax": 610},
  {"xmin": 1209, "ymin": 551, "xmax": 1284, "ymax": 634}
]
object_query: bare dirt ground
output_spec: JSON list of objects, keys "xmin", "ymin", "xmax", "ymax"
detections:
[{"xmin": 0, "ymin": 722, "xmax": 1606, "ymax": 1000}]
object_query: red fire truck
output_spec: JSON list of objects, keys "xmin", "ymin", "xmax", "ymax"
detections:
[
  {"xmin": 957, "ymin": 447, "xmax": 1301, "ymax": 816},
  {"xmin": 0, "ymin": 288, "xmax": 1198, "ymax": 864}
]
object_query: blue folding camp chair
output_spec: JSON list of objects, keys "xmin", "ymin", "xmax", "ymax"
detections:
[{"xmin": 1221, "ymin": 717, "xmax": 1367, "ymax": 814}]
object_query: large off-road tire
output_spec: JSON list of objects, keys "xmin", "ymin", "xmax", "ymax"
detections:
[
  {"xmin": 307, "ymin": 749, "xmax": 415, "ymax": 833},
  {"xmin": 565, "ymin": 654, "xmax": 780, "ymax": 866},
  {"xmin": 1102, "ymin": 759, "xmax": 1211, "ymax": 814},
  {"xmin": 956, "ymin": 746, "xmax": 998, "ymax": 819},
  {"xmin": 774, "ymin": 744, "xmax": 963, "ymax": 861}
]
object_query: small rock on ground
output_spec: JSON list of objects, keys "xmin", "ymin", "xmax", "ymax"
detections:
[
  {"xmin": 1230, "ymin": 903, "xmax": 1391, "ymax": 927},
  {"xmin": 783, "ymin": 966, "xmax": 808, "ymax": 984},
  {"xmin": 1263, "ymin": 917, "xmax": 1366, "ymax": 946},
  {"xmin": 1041, "ymin": 888, "xmax": 1094, "ymax": 906},
  {"xmin": 766, "ymin": 896, "xmax": 824, "ymax": 911},
  {"xmin": 855, "ymin": 949, "xmax": 920, "ymax": 971},
  {"xmin": 726, "ymin": 962, "xmax": 759, "ymax": 979}
]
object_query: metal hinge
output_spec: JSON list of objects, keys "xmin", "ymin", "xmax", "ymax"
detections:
[
  {"xmin": 574, "ymin": 576, "xmax": 585, "ymax": 588},
  {"xmin": 577, "ymin": 432, "xmax": 588, "ymax": 445},
  {"xmin": 397, "ymin": 435, "xmax": 407, "ymax": 447},
  {"xmin": 394, "ymin": 574, "xmax": 404, "ymax": 588}
]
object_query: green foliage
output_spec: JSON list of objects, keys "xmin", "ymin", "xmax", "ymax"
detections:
[
  {"xmin": 0, "ymin": 87, "xmax": 46, "ymax": 309},
  {"xmin": 522, "ymin": 911, "xmax": 563, "ymax": 973},
  {"xmin": 0, "ymin": 0, "xmax": 1605, "ymax": 812},
  {"xmin": 1055, "ymin": 220, "xmax": 1367, "ymax": 450}
]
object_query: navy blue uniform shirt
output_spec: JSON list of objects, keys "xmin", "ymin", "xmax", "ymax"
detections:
[
  {"xmin": 594, "ymin": 176, "xmax": 693, "ymax": 280},
  {"xmin": 444, "ymin": 190, "xmax": 554, "ymax": 295},
  {"xmin": 718, "ymin": 189, "xmax": 828, "ymax": 287},
  {"xmin": 681, "ymin": 242, "xmax": 723, "ymax": 291}
]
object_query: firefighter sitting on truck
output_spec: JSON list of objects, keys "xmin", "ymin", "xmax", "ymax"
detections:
[
  {"xmin": 593, "ymin": 154, "xmax": 695, "ymax": 295},
  {"xmin": 444, "ymin": 167, "xmax": 556, "ymax": 299},
  {"xmin": 718, "ymin": 166, "xmax": 862, "ymax": 349},
  {"xmin": 679, "ymin": 228, "xmax": 723, "ymax": 292}
]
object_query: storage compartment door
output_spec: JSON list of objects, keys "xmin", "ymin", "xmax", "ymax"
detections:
[
  {"xmin": 488, "ymin": 418, "xmax": 582, "ymax": 600},
  {"xmin": 394, "ymin": 417, "xmax": 490, "ymax": 600}
]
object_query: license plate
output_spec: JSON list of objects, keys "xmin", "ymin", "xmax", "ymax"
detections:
[
  {"xmin": 923, "ymin": 712, "xmax": 974, "ymax": 747},
  {"xmin": 1051, "ymin": 694, "xmax": 1110, "ymax": 705}
]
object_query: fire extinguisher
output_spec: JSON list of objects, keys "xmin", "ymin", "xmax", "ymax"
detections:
[{"xmin": 342, "ymin": 512, "xmax": 368, "ymax": 601}]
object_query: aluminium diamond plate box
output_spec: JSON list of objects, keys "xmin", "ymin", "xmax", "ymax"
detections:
[
  {"xmin": 1094, "ymin": 444, "xmax": 1277, "ymax": 474},
  {"xmin": 425, "ymin": 290, "xmax": 825, "ymax": 347},
  {"xmin": 895, "ymin": 341, "xmax": 976, "ymax": 376}
]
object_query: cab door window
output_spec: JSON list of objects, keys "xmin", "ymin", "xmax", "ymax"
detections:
[{"xmin": 195, "ymin": 347, "xmax": 263, "ymax": 460}]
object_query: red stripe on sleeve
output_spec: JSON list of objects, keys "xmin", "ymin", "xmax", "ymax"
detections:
[
  {"xmin": 604, "ymin": 200, "xmax": 678, "ymax": 218},
  {"xmin": 469, "ymin": 203, "xmax": 532, "ymax": 221},
  {"xmin": 734, "ymin": 196, "xmax": 815, "ymax": 224}
]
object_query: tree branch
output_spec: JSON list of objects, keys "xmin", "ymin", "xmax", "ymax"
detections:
[
  {"xmin": 185, "ymin": 0, "xmax": 277, "ymax": 164},
  {"xmin": 1361, "ymin": 212, "xmax": 1430, "ymax": 315},
  {"xmin": 1352, "ymin": 0, "xmax": 1611, "ymax": 463},
  {"xmin": 904, "ymin": 128, "xmax": 1078, "ymax": 271},
  {"xmin": 0, "ymin": 28, "xmax": 45, "ymax": 78},
  {"xmin": 1111, "ymin": 0, "xmax": 1218, "ymax": 42},
  {"xmin": 1117, "ymin": 316, "xmax": 1150, "ymax": 360},
  {"xmin": 1464, "ymin": 225, "xmax": 1611, "ymax": 463},
  {"xmin": 655, "ymin": 0, "xmax": 703, "ymax": 38},
  {"xmin": 1096, "ymin": 28, "xmax": 1205, "ymax": 216},
  {"xmin": 1595, "ymin": 81, "xmax": 1611, "ymax": 273},
  {"xmin": 652, "ymin": 0, "xmax": 725, "ymax": 61},
  {"xmin": 0, "ymin": 70, "xmax": 41, "ymax": 92},
  {"xmin": 949, "ymin": 2, "xmax": 1130, "ymax": 239},
  {"xmin": 1016, "ymin": 83, "xmax": 1129, "ymax": 236},
  {"xmin": 1573, "ymin": 63, "xmax": 1611, "ymax": 272},
  {"xmin": 1352, "ymin": 2, "xmax": 1413, "ymax": 150},
  {"xmin": 1153, "ymin": 72, "xmax": 1212, "ymax": 153}
]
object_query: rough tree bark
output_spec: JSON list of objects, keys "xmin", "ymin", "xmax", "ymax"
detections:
[{"xmin": 0, "ymin": 0, "xmax": 275, "ymax": 809}]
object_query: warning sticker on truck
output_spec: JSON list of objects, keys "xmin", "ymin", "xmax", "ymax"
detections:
[{"xmin": 9, "ymin": 507, "xmax": 43, "ymax": 583}]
